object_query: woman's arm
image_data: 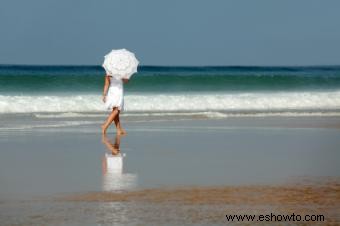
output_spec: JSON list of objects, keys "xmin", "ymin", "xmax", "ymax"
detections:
[
  {"xmin": 102, "ymin": 75, "xmax": 110, "ymax": 102},
  {"xmin": 122, "ymin": 78, "xmax": 129, "ymax": 84}
]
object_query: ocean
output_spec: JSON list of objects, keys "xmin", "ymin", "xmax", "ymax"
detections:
[{"xmin": 0, "ymin": 65, "xmax": 340, "ymax": 118}]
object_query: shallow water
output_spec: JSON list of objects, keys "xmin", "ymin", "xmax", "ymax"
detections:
[{"xmin": 0, "ymin": 117, "xmax": 339, "ymax": 198}]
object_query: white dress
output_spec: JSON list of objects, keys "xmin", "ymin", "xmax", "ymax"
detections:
[{"xmin": 104, "ymin": 76, "xmax": 124, "ymax": 111}]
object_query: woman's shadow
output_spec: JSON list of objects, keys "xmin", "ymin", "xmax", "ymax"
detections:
[{"xmin": 101, "ymin": 133, "xmax": 137, "ymax": 191}]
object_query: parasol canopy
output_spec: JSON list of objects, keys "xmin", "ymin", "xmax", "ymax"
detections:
[{"xmin": 102, "ymin": 48, "xmax": 139, "ymax": 79}]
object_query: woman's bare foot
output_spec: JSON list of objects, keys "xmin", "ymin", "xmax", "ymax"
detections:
[{"xmin": 117, "ymin": 128, "xmax": 127, "ymax": 135}]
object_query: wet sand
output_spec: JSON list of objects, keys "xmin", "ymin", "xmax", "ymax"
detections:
[
  {"xmin": 61, "ymin": 179, "xmax": 339, "ymax": 205},
  {"xmin": 58, "ymin": 180, "xmax": 339, "ymax": 224},
  {"xmin": 1, "ymin": 180, "xmax": 339, "ymax": 225},
  {"xmin": 0, "ymin": 116, "xmax": 339, "ymax": 225}
]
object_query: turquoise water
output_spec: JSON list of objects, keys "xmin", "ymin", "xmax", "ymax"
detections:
[
  {"xmin": 1, "ymin": 65, "xmax": 340, "ymax": 93},
  {"xmin": 0, "ymin": 65, "xmax": 340, "ymax": 114}
]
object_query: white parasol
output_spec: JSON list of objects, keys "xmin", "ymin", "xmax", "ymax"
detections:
[{"xmin": 102, "ymin": 48, "xmax": 139, "ymax": 79}]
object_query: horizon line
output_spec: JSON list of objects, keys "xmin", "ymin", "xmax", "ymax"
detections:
[{"xmin": 1, "ymin": 63, "xmax": 340, "ymax": 68}]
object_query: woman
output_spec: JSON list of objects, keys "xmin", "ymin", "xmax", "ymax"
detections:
[{"xmin": 101, "ymin": 74, "xmax": 129, "ymax": 134}]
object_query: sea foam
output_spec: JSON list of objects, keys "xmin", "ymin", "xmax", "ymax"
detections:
[{"xmin": 0, "ymin": 91, "xmax": 339, "ymax": 113}]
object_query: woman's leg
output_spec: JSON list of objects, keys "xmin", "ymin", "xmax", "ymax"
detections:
[
  {"xmin": 113, "ymin": 112, "xmax": 126, "ymax": 135},
  {"xmin": 101, "ymin": 107, "xmax": 119, "ymax": 134},
  {"xmin": 113, "ymin": 113, "xmax": 120, "ymax": 129}
]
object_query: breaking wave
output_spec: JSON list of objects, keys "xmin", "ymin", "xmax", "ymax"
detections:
[{"xmin": 0, "ymin": 91, "xmax": 339, "ymax": 113}]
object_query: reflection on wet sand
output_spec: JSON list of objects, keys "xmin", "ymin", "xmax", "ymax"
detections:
[{"xmin": 101, "ymin": 134, "xmax": 137, "ymax": 191}]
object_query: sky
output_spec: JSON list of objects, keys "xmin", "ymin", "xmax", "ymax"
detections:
[{"xmin": 0, "ymin": 0, "xmax": 339, "ymax": 66}]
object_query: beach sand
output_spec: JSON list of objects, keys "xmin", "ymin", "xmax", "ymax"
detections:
[{"xmin": 0, "ymin": 116, "xmax": 339, "ymax": 225}]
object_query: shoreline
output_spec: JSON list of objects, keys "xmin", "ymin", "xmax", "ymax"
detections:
[{"xmin": 0, "ymin": 114, "xmax": 340, "ymax": 131}]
